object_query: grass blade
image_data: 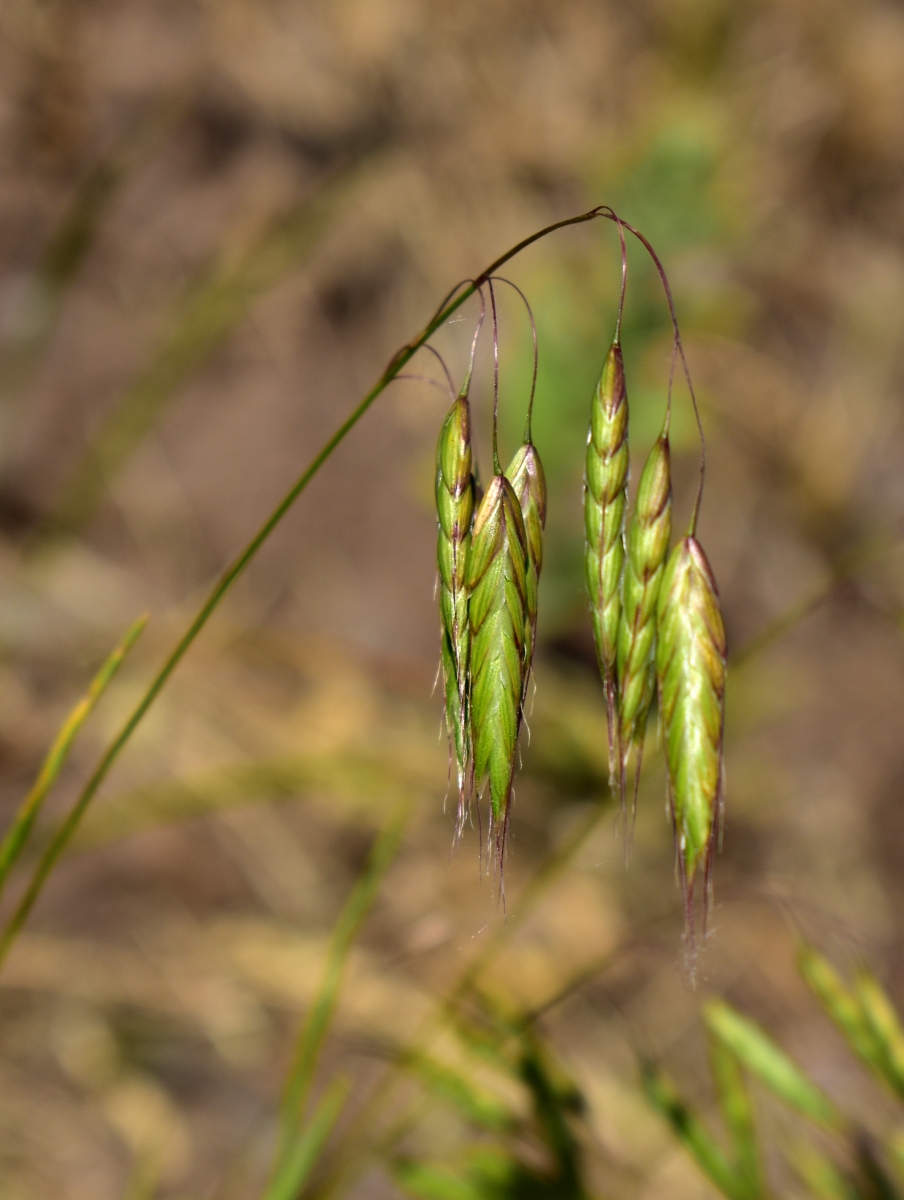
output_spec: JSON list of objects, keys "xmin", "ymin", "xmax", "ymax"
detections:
[
  {"xmin": 709, "ymin": 1036, "xmax": 764, "ymax": 1199},
  {"xmin": 392, "ymin": 1161, "xmax": 485, "ymax": 1200},
  {"xmin": 264, "ymin": 1079, "xmax": 349, "ymax": 1200},
  {"xmin": 0, "ymin": 613, "xmax": 148, "ymax": 903},
  {"xmin": 783, "ymin": 1137, "xmax": 861, "ymax": 1200},
  {"xmin": 273, "ymin": 806, "xmax": 408, "ymax": 1176},
  {"xmin": 642, "ymin": 1061, "xmax": 750, "ymax": 1200},
  {"xmin": 799, "ymin": 947, "xmax": 893, "ymax": 1092},
  {"xmin": 854, "ymin": 971, "xmax": 904, "ymax": 1102},
  {"xmin": 705, "ymin": 1001, "xmax": 844, "ymax": 1130}
]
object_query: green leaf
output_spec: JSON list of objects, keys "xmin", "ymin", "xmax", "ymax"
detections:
[
  {"xmin": 402, "ymin": 1052, "xmax": 514, "ymax": 1132},
  {"xmin": 854, "ymin": 972, "xmax": 904, "ymax": 1102},
  {"xmin": 393, "ymin": 1161, "xmax": 487, "ymax": 1200},
  {"xmin": 0, "ymin": 615, "xmax": 150, "ymax": 968},
  {"xmin": 263, "ymin": 1079, "xmax": 348, "ymax": 1200},
  {"xmin": 782, "ymin": 1136, "xmax": 861, "ymax": 1200},
  {"xmin": 704, "ymin": 1001, "xmax": 844, "ymax": 1130},
  {"xmin": 709, "ymin": 1037, "xmax": 764, "ymax": 1199},
  {"xmin": 0, "ymin": 612, "xmax": 149, "ymax": 902},
  {"xmin": 799, "ymin": 948, "xmax": 886, "ymax": 1080},
  {"xmin": 642, "ymin": 1062, "xmax": 750, "ymax": 1200},
  {"xmin": 273, "ymin": 808, "xmax": 408, "ymax": 1177}
]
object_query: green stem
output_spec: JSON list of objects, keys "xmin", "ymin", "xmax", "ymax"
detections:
[{"xmin": 0, "ymin": 205, "xmax": 608, "ymax": 967}]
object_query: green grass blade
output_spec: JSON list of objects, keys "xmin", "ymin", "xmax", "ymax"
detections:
[
  {"xmin": 402, "ymin": 1052, "xmax": 514, "ymax": 1133},
  {"xmin": 705, "ymin": 1001, "xmax": 844, "ymax": 1130},
  {"xmin": 709, "ymin": 1037, "xmax": 764, "ymax": 1199},
  {"xmin": 642, "ymin": 1062, "xmax": 750, "ymax": 1200},
  {"xmin": 799, "ymin": 947, "xmax": 892, "ymax": 1091},
  {"xmin": 783, "ymin": 1137, "xmax": 861, "ymax": 1200},
  {"xmin": 392, "ymin": 1161, "xmax": 485, "ymax": 1200},
  {"xmin": 273, "ymin": 806, "xmax": 408, "ymax": 1176},
  {"xmin": 263, "ymin": 1079, "xmax": 349, "ymax": 1200},
  {"xmin": 0, "ymin": 613, "xmax": 148, "ymax": 903},
  {"xmin": 0, "ymin": 207, "xmax": 606, "ymax": 974},
  {"xmin": 854, "ymin": 971, "xmax": 904, "ymax": 1102}
]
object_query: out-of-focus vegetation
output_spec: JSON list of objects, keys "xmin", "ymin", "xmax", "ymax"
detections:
[{"xmin": 3, "ymin": 1, "xmax": 904, "ymax": 1197}]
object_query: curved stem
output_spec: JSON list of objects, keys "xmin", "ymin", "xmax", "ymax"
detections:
[
  {"xmin": 488, "ymin": 276, "xmax": 538, "ymax": 445},
  {"xmin": 599, "ymin": 208, "xmax": 705, "ymax": 535},
  {"xmin": 488, "ymin": 277, "xmax": 501, "ymax": 476},
  {"xmin": 0, "ymin": 204, "xmax": 609, "ymax": 963},
  {"xmin": 613, "ymin": 215, "xmax": 627, "ymax": 345}
]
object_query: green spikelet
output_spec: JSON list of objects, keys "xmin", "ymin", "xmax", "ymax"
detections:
[
  {"xmin": 505, "ymin": 442, "xmax": 547, "ymax": 700},
  {"xmin": 584, "ymin": 341, "xmax": 629, "ymax": 772},
  {"xmin": 656, "ymin": 536, "xmax": 726, "ymax": 938},
  {"xmin": 617, "ymin": 433, "xmax": 672, "ymax": 812},
  {"xmin": 467, "ymin": 474, "xmax": 529, "ymax": 870},
  {"xmin": 436, "ymin": 389, "xmax": 475, "ymax": 829}
]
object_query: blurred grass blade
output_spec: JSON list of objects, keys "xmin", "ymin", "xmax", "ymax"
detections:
[
  {"xmin": 392, "ymin": 1161, "xmax": 484, "ymax": 1200},
  {"xmin": 642, "ymin": 1062, "xmax": 750, "ymax": 1199},
  {"xmin": 783, "ymin": 1136, "xmax": 861, "ymax": 1200},
  {"xmin": 799, "ymin": 947, "xmax": 896, "ymax": 1097},
  {"xmin": 854, "ymin": 971, "xmax": 904, "ymax": 1102},
  {"xmin": 51, "ymin": 156, "xmax": 369, "ymax": 537},
  {"xmin": 402, "ymin": 1051, "xmax": 514, "ymax": 1132},
  {"xmin": 264, "ymin": 1078, "xmax": 349, "ymax": 1200},
  {"xmin": 274, "ymin": 806, "xmax": 408, "ymax": 1176},
  {"xmin": 709, "ymin": 1036, "xmax": 764, "ymax": 1198},
  {"xmin": 0, "ymin": 613, "xmax": 148, "ymax": 903},
  {"xmin": 705, "ymin": 1001, "xmax": 844, "ymax": 1130}
]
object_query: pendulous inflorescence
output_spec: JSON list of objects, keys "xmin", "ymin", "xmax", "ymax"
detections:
[{"xmin": 430, "ymin": 211, "xmax": 725, "ymax": 948}]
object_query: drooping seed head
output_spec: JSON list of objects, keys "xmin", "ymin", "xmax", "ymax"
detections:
[
  {"xmin": 505, "ymin": 442, "xmax": 547, "ymax": 695},
  {"xmin": 617, "ymin": 434, "xmax": 672, "ymax": 802},
  {"xmin": 584, "ymin": 341, "xmax": 629, "ymax": 775},
  {"xmin": 656, "ymin": 536, "xmax": 726, "ymax": 928},
  {"xmin": 435, "ymin": 391, "xmax": 475, "ymax": 828},
  {"xmin": 467, "ymin": 474, "xmax": 529, "ymax": 871}
]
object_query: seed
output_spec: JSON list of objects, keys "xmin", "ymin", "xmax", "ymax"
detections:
[
  {"xmin": 436, "ymin": 389, "xmax": 475, "ymax": 830},
  {"xmin": 655, "ymin": 536, "xmax": 726, "ymax": 939},
  {"xmin": 467, "ymin": 474, "xmax": 529, "ymax": 872},
  {"xmin": 505, "ymin": 442, "xmax": 547, "ymax": 699},
  {"xmin": 616, "ymin": 433, "xmax": 672, "ymax": 816},
  {"xmin": 584, "ymin": 341, "xmax": 629, "ymax": 776}
]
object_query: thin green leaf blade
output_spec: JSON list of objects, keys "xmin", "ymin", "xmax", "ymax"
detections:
[
  {"xmin": 274, "ymin": 806, "xmax": 408, "ymax": 1174},
  {"xmin": 709, "ymin": 1036, "xmax": 764, "ymax": 1199},
  {"xmin": 798, "ymin": 947, "xmax": 891, "ymax": 1088},
  {"xmin": 705, "ymin": 1001, "xmax": 843, "ymax": 1130},
  {"xmin": 392, "ymin": 1161, "xmax": 486, "ymax": 1200},
  {"xmin": 642, "ymin": 1062, "xmax": 750, "ymax": 1200},
  {"xmin": 855, "ymin": 971, "xmax": 904, "ymax": 1102},
  {"xmin": 0, "ymin": 613, "xmax": 149, "ymax": 902},
  {"xmin": 264, "ymin": 1079, "xmax": 348, "ymax": 1200}
]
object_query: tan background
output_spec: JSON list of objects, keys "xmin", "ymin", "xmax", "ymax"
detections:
[{"xmin": 2, "ymin": 1, "xmax": 904, "ymax": 1196}]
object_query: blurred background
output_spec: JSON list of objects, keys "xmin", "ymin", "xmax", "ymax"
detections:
[{"xmin": 2, "ymin": 0, "xmax": 904, "ymax": 1196}]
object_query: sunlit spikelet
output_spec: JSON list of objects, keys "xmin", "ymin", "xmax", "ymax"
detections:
[
  {"xmin": 616, "ymin": 433, "xmax": 672, "ymax": 819},
  {"xmin": 655, "ymin": 536, "xmax": 726, "ymax": 941},
  {"xmin": 436, "ymin": 388, "xmax": 475, "ymax": 832},
  {"xmin": 467, "ymin": 474, "xmax": 529, "ymax": 873},
  {"xmin": 584, "ymin": 341, "xmax": 629, "ymax": 778},
  {"xmin": 505, "ymin": 442, "xmax": 547, "ymax": 700}
]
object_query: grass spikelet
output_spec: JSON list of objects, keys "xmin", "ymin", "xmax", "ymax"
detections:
[
  {"xmin": 468, "ymin": 474, "xmax": 529, "ymax": 875},
  {"xmin": 505, "ymin": 442, "xmax": 547, "ymax": 699},
  {"xmin": 616, "ymin": 432, "xmax": 672, "ymax": 831},
  {"xmin": 436, "ymin": 386, "xmax": 475, "ymax": 833},
  {"xmin": 656, "ymin": 535, "xmax": 726, "ymax": 952},
  {"xmin": 584, "ymin": 341, "xmax": 629, "ymax": 778}
]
